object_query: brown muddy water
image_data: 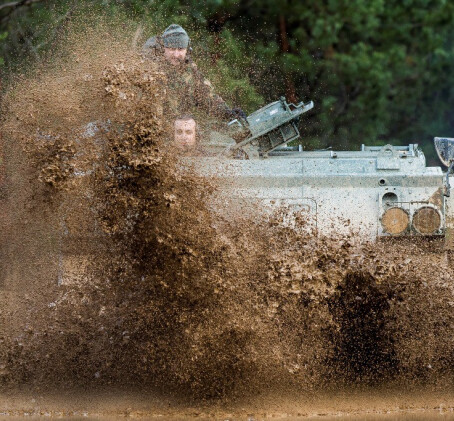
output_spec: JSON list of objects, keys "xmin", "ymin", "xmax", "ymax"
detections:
[
  {"xmin": 0, "ymin": 417, "xmax": 452, "ymax": 420},
  {"xmin": 0, "ymin": 410, "xmax": 453, "ymax": 420},
  {"xmin": 1, "ymin": 401, "xmax": 452, "ymax": 420},
  {"xmin": 1, "ymin": 13, "xmax": 454, "ymax": 419}
]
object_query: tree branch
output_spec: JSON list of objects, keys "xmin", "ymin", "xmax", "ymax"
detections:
[
  {"xmin": 0, "ymin": 1, "xmax": 25, "ymax": 13},
  {"xmin": 0, "ymin": 0, "xmax": 43, "ymax": 24},
  {"xmin": 0, "ymin": 0, "xmax": 40, "ymax": 12}
]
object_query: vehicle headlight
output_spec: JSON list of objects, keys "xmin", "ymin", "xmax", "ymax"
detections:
[
  {"xmin": 381, "ymin": 207, "xmax": 410, "ymax": 235},
  {"xmin": 412, "ymin": 206, "xmax": 441, "ymax": 235}
]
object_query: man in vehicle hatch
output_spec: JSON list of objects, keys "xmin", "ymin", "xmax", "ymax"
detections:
[
  {"xmin": 174, "ymin": 116, "xmax": 197, "ymax": 149},
  {"xmin": 173, "ymin": 115, "xmax": 221, "ymax": 156},
  {"xmin": 142, "ymin": 24, "xmax": 246, "ymax": 123}
]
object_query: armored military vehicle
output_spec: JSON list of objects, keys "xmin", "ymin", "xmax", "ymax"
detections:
[
  {"xmin": 189, "ymin": 97, "xmax": 454, "ymax": 243},
  {"xmin": 55, "ymin": 97, "xmax": 454, "ymax": 286}
]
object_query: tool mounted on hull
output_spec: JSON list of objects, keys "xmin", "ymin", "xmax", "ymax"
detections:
[{"xmin": 228, "ymin": 96, "xmax": 313, "ymax": 157}]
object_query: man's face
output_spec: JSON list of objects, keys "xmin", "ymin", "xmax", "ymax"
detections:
[
  {"xmin": 174, "ymin": 118, "xmax": 196, "ymax": 148},
  {"xmin": 164, "ymin": 47, "xmax": 187, "ymax": 66}
]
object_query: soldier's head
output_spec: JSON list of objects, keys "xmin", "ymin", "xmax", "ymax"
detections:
[
  {"xmin": 162, "ymin": 24, "xmax": 189, "ymax": 66},
  {"xmin": 174, "ymin": 116, "xmax": 196, "ymax": 148}
]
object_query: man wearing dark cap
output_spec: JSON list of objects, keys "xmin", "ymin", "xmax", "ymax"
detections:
[{"xmin": 142, "ymin": 24, "xmax": 246, "ymax": 123}]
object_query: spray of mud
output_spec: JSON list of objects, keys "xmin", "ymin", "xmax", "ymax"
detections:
[{"xmin": 1, "ymin": 14, "xmax": 454, "ymax": 403}]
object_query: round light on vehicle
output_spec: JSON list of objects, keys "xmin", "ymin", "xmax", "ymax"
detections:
[
  {"xmin": 381, "ymin": 207, "xmax": 409, "ymax": 235},
  {"xmin": 412, "ymin": 206, "xmax": 441, "ymax": 235}
]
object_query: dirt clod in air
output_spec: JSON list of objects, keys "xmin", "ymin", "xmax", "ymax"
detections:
[{"xmin": 1, "ymin": 15, "xmax": 454, "ymax": 405}]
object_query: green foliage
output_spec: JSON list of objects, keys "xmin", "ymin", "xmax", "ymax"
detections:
[
  {"xmin": 1, "ymin": 0, "xmax": 454, "ymax": 159},
  {"xmin": 224, "ymin": 0, "xmax": 454, "ymax": 159},
  {"xmin": 192, "ymin": 28, "xmax": 263, "ymax": 111}
]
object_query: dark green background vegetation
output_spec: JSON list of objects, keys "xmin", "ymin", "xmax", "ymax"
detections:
[{"xmin": 2, "ymin": 0, "xmax": 454, "ymax": 162}]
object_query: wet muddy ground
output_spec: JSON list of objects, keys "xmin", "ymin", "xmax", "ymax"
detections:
[{"xmin": 0, "ymin": 389, "xmax": 454, "ymax": 419}]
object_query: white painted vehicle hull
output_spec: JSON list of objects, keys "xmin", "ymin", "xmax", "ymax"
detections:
[{"xmin": 186, "ymin": 144, "xmax": 453, "ymax": 242}]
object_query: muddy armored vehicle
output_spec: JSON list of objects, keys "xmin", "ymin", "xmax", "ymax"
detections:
[
  {"xmin": 189, "ymin": 97, "xmax": 454, "ymax": 243},
  {"xmin": 50, "ymin": 97, "xmax": 454, "ymax": 286}
]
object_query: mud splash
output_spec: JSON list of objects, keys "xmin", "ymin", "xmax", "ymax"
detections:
[{"xmin": 1, "ymin": 16, "xmax": 454, "ymax": 404}]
